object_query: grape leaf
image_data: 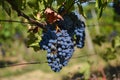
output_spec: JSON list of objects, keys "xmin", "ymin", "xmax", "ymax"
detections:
[
  {"xmin": 27, "ymin": 0, "xmax": 35, "ymax": 7},
  {"xmin": 96, "ymin": 0, "xmax": 108, "ymax": 18},
  {"xmin": 103, "ymin": 48, "xmax": 117, "ymax": 61},
  {"xmin": 98, "ymin": 6, "xmax": 103, "ymax": 19},
  {"xmin": 112, "ymin": 36, "xmax": 120, "ymax": 48},
  {"xmin": 57, "ymin": 0, "xmax": 65, "ymax": 6},
  {"xmin": 96, "ymin": 0, "xmax": 102, "ymax": 9},
  {"xmin": 107, "ymin": 54, "xmax": 116, "ymax": 60},
  {"xmin": 43, "ymin": 0, "xmax": 48, "ymax": 8},
  {"xmin": 2, "ymin": 1, "xmax": 11, "ymax": 16},
  {"xmin": 27, "ymin": 0, "xmax": 40, "ymax": 11},
  {"xmin": 47, "ymin": 0, "xmax": 54, "ymax": 7},
  {"xmin": 77, "ymin": 3, "xmax": 86, "ymax": 18},
  {"xmin": 25, "ymin": 32, "xmax": 41, "ymax": 51}
]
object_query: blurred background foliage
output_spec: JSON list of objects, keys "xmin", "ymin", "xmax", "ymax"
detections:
[{"xmin": 0, "ymin": 0, "xmax": 120, "ymax": 80}]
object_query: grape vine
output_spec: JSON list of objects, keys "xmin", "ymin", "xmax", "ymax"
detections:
[
  {"xmin": 0, "ymin": 0, "xmax": 86, "ymax": 72},
  {"xmin": 39, "ymin": 7, "xmax": 86, "ymax": 72}
]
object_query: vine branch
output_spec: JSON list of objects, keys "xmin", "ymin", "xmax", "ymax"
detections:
[
  {"xmin": 0, "ymin": 54, "xmax": 96, "ymax": 68},
  {"xmin": 0, "ymin": 20, "xmax": 101, "ymax": 27},
  {"xmin": 5, "ymin": 0, "xmax": 47, "ymax": 30},
  {"xmin": 0, "ymin": 61, "xmax": 48, "ymax": 68}
]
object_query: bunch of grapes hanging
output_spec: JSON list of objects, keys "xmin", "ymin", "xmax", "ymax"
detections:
[{"xmin": 39, "ymin": 6, "xmax": 86, "ymax": 72}]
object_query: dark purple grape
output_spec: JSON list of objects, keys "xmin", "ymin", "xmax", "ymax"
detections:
[
  {"xmin": 74, "ymin": 20, "xmax": 85, "ymax": 48},
  {"xmin": 39, "ymin": 11, "xmax": 86, "ymax": 72},
  {"xmin": 39, "ymin": 29, "xmax": 74, "ymax": 72}
]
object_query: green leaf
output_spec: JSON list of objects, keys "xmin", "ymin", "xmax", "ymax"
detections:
[
  {"xmin": 106, "ymin": 53, "xmax": 116, "ymax": 60},
  {"xmin": 113, "ymin": 36, "xmax": 120, "ymax": 48},
  {"xmin": 0, "ymin": 0, "xmax": 3, "ymax": 5},
  {"xmin": 103, "ymin": 48, "xmax": 117, "ymax": 61},
  {"xmin": 102, "ymin": 1, "xmax": 108, "ymax": 8},
  {"xmin": 111, "ymin": 36, "xmax": 120, "ymax": 48},
  {"xmin": 51, "ymin": 0, "xmax": 58, "ymax": 10},
  {"xmin": 64, "ymin": 0, "xmax": 75, "ymax": 12},
  {"xmin": 47, "ymin": 0, "xmax": 54, "ymax": 7},
  {"xmin": 98, "ymin": 6, "xmax": 103, "ymax": 19},
  {"xmin": 96, "ymin": 0, "xmax": 102, "ymax": 9},
  {"xmin": 25, "ymin": 32, "xmax": 41, "ymax": 51},
  {"xmin": 112, "ymin": 39, "xmax": 115, "ymax": 48},
  {"xmin": 92, "ymin": 35, "xmax": 106, "ymax": 46},
  {"xmin": 29, "ymin": 42, "xmax": 40, "ymax": 52},
  {"xmin": 43, "ymin": 0, "xmax": 47, "ymax": 8},
  {"xmin": 17, "ymin": 0, "xmax": 23, "ymax": 9},
  {"xmin": 2, "ymin": 1, "xmax": 11, "ymax": 16},
  {"xmin": 27, "ymin": 0, "xmax": 37, "ymax": 8},
  {"xmin": 26, "ymin": 33, "xmax": 37, "ymax": 45},
  {"xmin": 6, "ymin": 0, "xmax": 25, "ymax": 10},
  {"xmin": 57, "ymin": 0, "xmax": 65, "ymax": 6},
  {"xmin": 79, "ymin": 62, "xmax": 90, "ymax": 79},
  {"xmin": 77, "ymin": 3, "xmax": 85, "ymax": 17},
  {"xmin": 96, "ymin": 0, "xmax": 108, "ymax": 19},
  {"xmin": 21, "ymin": 0, "xmax": 27, "ymax": 10},
  {"xmin": 27, "ymin": 0, "xmax": 41, "ymax": 13}
]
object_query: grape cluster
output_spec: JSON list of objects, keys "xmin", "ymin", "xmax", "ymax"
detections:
[
  {"xmin": 39, "ymin": 11, "xmax": 85, "ymax": 72},
  {"xmin": 74, "ymin": 21, "xmax": 85, "ymax": 48},
  {"xmin": 39, "ymin": 29, "xmax": 57, "ymax": 50},
  {"xmin": 56, "ymin": 12, "xmax": 85, "ymax": 48},
  {"xmin": 39, "ymin": 29, "xmax": 74, "ymax": 72}
]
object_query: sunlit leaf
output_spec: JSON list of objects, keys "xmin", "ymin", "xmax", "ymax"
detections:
[
  {"xmin": 98, "ymin": 7, "xmax": 103, "ymax": 19},
  {"xmin": 103, "ymin": 48, "xmax": 117, "ymax": 61},
  {"xmin": 27, "ymin": 0, "xmax": 35, "ymax": 7},
  {"xmin": 57, "ymin": 0, "xmax": 65, "ymax": 6},
  {"xmin": 96, "ymin": 0, "xmax": 108, "ymax": 18},
  {"xmin": 77, "ymin": 3, "xmax": 85, "ymax": 17},
  {"xmin": 112, "ymin": 36, "xmax": 120, "ymax": 48},
  {"xmin": 31, "ymin": 46, "xmax": 40, "ymax": 52},
  {"xmin": 96, "ymin": 0, "xmax": 102, "ymax": 9},
  {"xmin": 21, "ymin": 0, "xmax": 27, "ymax": 10},
  {"xmin": 25, "ymin": 32, "xmax": 41, "ymax": 51},
  {"xmin": 113, "ymin": 36, "xmax": 120, "ymax": 48},
  {"xmin": 106, "ymin": 53, "xmax": 116, "ymax": 60}
]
